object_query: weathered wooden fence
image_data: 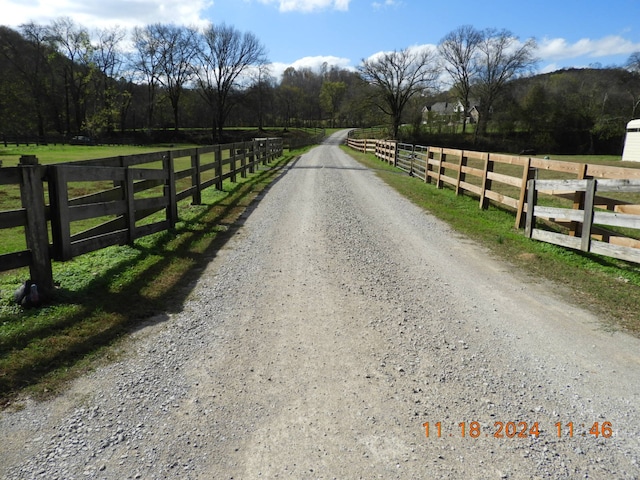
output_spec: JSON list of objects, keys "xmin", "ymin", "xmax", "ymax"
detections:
[
  {"xmin": 283, "ymin": 128, "xmax": 326, "ymax": 151},
  {"xmin": 0, "ymin": 138, "xmax": 283, "ymax": 295},
  {"xmin": 346, "ymin": 136, "xmax": 640, "ymax": 263},
  {"xmin": 526, "ymin": 179, "xmax": 640, "ymax": 263}
]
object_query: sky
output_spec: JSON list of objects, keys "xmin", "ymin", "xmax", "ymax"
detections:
[{"xmin": 3, "ymin": 0, "xmax": 640, "ymax": 82}]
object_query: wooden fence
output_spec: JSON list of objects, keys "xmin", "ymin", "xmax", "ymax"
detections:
[
  {"xmin": 0, "ymin": 138, "xmax": 283, "ymax": 295},
  {"xmin": 284, "ymin": 129, "xmax": 326, "ymax": 151},
  {"xmin": 526, "ymin": 179, "xmax": 640, "ymax": 263},
  {"xmin": 346, "ymin": 137, "xmax": 640, "ymax": 263},
  {"xmin": 347, "ymin": 126, "xmax": 388, "ymax": 140}
]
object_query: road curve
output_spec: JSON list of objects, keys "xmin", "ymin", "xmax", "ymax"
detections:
[{"xmin": 1, "ymin": 130, "xmax": 639, "ymax": 479}]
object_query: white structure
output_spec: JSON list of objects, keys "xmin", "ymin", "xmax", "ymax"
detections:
[{"xmin": 622, "ymin": 119, "xmax": 640, "ymax": 162}]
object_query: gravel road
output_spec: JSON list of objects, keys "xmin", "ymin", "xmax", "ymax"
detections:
[{"xmin": 1, "ymin": 130, "xmax": 639, "ymax": 479}]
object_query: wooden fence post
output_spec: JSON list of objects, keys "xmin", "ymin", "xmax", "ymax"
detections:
[
  {"xmin": 570, "ymin": 163, "xmax": 588, "ymax": 237},
  {"xmin": 455, "ymin": 151, "xmax": 467, "ymax": 195},
  {"xmin": 425, "ymin": 148, "xmax": 433, "ymax": 184},
  {"xmin": 18, "ymin": 155, "xmax": 54, "ymax": 296},
  {"xmin": 421, "ymin": 147, "xmax": 429, "ymax": 182},
  {"xmin": 525, "ymin": 178, "xmax": 537, "ymax": 238},
  {"xmin": 581, "ymin": 179, "xmax": 596, "ymax": 252},
  {"xmin": 436, "ymin": 148, "xmax": 445, "ymax": 189},
  {"xmin": 48, "ymin": 165, "xmax": 72, "ymax": 261},
  {"xmin": 240, "ymin": 144, "xmax": 247, "ymax": 178},
  {"xmin": 230, "ymin": 144, "xmax": 237, "ymax": 183},
  {"xmin": 215, "ymin": 145, "xmax": 223, "ymax": 190},
  {"xmin": 480, "ymin": 153, "xmax": 493, "ymax": 210},
  {"xmin": 392, "ymin": 141, "xmax": 397, "ymax": 167},
  {"xmin": 124, "ymin": 168, "xmax": 136, "ymax": 244},
  {"xmin": 163, "ymin": 151, "xmax": 177, "ymax": 229},
  {"xmin": 410, "ymin": 144, "xmax": 416, "ymax": 176},
  {"xmin": 257, "ymin": 140, "xmax": 264, "ymax": 165},
  {"xmin": 191, "ymin": 148, "xmax": 202, "ymax": 205},
  {"xmin": 516, "ymin": 160, "xmax": 536, "ymax": 229},
  {"xmin": 248, "ymin": 141, "xmax": 256, "ymax": 174}
]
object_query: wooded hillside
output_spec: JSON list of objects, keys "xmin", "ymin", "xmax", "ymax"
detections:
[{"xmin": 1, "ymin": 19, "xmax": 639, "ymax": 154}]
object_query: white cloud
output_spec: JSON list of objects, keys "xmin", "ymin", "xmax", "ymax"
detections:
[
  {"xmin": 372, "ymin": 0, "xmax": 403, "ymax": 10},
  {"xmin": 256, "ymin": 0, "xmax": 350, "ymax": 13},
  {"xmin": 364, "ymin": 43, "xmax": 438, "ymax": 63},
  {"xmin": 539, "ymin": 63, "xmax": 561, "ymax": 74},
  {"xmin": 0, "ymin": 0, "xmax": 213, "ymax": 29},
  {"xmin": 269, "ymin": 55, "xmax": 352, "ymax": 79},
  {"xmin": 537, "ymin": 35, "xmax": 640, "ymax": 61}
]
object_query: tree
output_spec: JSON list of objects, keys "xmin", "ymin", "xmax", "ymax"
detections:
[
  {"xmin": 279, "ymin": 66, "xmax": 323, "ymax": 125},
  {"xmin": 195, "ymin": 23, "xmax": 267, "ymax": 140},
  {"xmin": 438, "ymin": 25, "xmax": 482, "ymax": 133},
  {"xmin": 473, "ymin": 28, "xmax": 537, "ymax": 136},
  {"xmin": 250, "ymin": 63, "xmax": 275, "ymax": 130},
  {"xmin": 0, "ymin": 24, "xmax": 57, "ymax": 136},
  {"xmin": 519, "ymin": 82, "xmax": 550, "ymax": 136},
  {"xmin": 48, "ymin": 17, "xmax": 94, "ymax": 133},
  {"xmin": 627, "ymin": 52, "xmax": 640, "ymax": 73},
  {"xmin": 277, "ymin": 81, "xmax": 303, "ymax": 128},
  {"xmin": 132, "ymin": 24, "xmax": 199, "ymax": 132},
  {"xmin": 358, "ymin": 47, "xmax": 440, "ymax": 139},
  {"xmin": 88, "ymin": 26, "xmax": 126, "ymax": 135},
  {"xmin": 156, "ymin": 24, "xmax": 199, "ymax": 131},
  {"xmin": 132, "ymin": 24, "xmax": 163, "ymax": 129},
  {"xmin": 625, "ymin": 52, "xmax": 640, "ymax": 118},
  {"xmin": 320, "ymin": 80, "xmax": 346, "ymax": 127}
]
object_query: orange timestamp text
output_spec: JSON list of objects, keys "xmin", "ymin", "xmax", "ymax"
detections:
[{"xmin": 422, "ymin": 421, "xmax": 613, "ymax": 439}]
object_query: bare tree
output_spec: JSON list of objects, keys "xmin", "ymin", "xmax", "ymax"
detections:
[
  {"xmin": 89, "ymin": 26, "xmax": 126, "ymax": 135},
  {"xmin": 132, "ymin": 24, "xmax": 198, "ymax": 132},
  {"xmin": 48, "ymin": 17, "xmax": 94, "ymax": 133},
  {"xmin": 473, "ymin": 28, "xmax": 537, "ymax": 136},
  {"xmin": 157, "ymin": 24, "xmax": 199, "ymax": 131},
  {"xmin": 195, "ymin": 23, "xmax": 267, "ymax": 140},
  {"xmin": 0, "ymin": 23, "xmax": 55, "ymax": 136},
  {"xmin": 438, "ymin": 25, "xmax": 482, "ymax": 133},
  {"xmin": 251, "ymin": 63, "xmax": 274, "ymax": 131},
  {"xmin": 627, "ymin": 52, "xmax": 640, "ymax": 73},
  {"xmin": 132, "ymin": 25, "xmax": 163, "ymax": 129},
  {"xmin": 358, "ymin": 47, "xmax": 440, "ymax": 139}
]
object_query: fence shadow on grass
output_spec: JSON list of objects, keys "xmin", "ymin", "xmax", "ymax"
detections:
[{"xmin": 0, "ymin": 155, "xmax": 296, "ymax": 403}]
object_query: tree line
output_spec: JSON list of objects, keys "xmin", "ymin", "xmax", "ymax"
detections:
[
  {"xmin": 1, "ymin": 19, "xmax": 639, "ymax": 153},
  {"xmin": 0, "ymin": 18, "xmax": 379, "ymax": 143}
]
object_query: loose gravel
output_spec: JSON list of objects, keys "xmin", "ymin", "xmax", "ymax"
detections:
[{"xmin": 1, "ymin": 131, "xmax": 639, "ymax": 479}]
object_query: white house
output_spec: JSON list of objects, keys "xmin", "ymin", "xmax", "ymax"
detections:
[
  {"xmin": 622, "ymin": 119, "xmax": 640, "ymax": 162},
  {"xmin": 422, "ymin": 99, "xmax": 481, "ymax": 125}
]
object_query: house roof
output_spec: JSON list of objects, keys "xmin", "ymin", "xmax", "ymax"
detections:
[
  {"xmin": 627, "ymin": 119, "xmax": 640, "ymax": 130},
  {"xmin": 427, "ymin": 102, "xmax": 456, "ymax": 114}
]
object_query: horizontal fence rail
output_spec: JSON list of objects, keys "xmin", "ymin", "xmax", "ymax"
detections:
[
  {"xmin": 526, "ymin": 179, "xmax": 640, "ymax": 264},
  {"xmin": 346, "ymin": 135, "xmax": 640, "ymax": 264},
  {"xmin": 0, "ymin": 138, "xmax": 283, "ymax": 295}
]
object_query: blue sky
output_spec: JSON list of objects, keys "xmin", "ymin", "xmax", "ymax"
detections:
[{"xmin": 3, "ymin": 0, "xmax": 640, "ymax": 80}]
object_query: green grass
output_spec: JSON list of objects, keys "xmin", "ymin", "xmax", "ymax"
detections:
[
  {"xmin": 343, "ymin": 146, "xmax": 640, "ymax": 338},
  {"xmin": 0, "ymin": 143, "xmax": 187, "ymax": 166},
  {"xmin": 0, "ymin": 143, "xmax": 277, "ymax": 255},
  {"xmin": 0, "ymin": 147, "xmax": 305, "ymax": 405}
]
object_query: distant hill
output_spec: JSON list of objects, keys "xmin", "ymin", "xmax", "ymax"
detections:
[{"xmin": 418, "ymin": 67, "xmax": 640, "ymax": 155}]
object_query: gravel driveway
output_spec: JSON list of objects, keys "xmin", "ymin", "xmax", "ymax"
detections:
[{"xmin": 1, "ymin": 130, "xmax": 639, "ymax": 479}]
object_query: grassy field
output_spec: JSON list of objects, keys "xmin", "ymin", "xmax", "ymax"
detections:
[
  {"xmin": 0, "ymin": 145, "xmax": 304, "ymax": 405},
  {"xmin": 0, "ymin": 143, "xmax": 184, "ymax": 166},
  {"xmin": 0, "ymin": 143, "xmax": 219, "ymax": 256},
  {"xmin": 342, "ymin": 146, "xmax": 640, "ymax": 338}
]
